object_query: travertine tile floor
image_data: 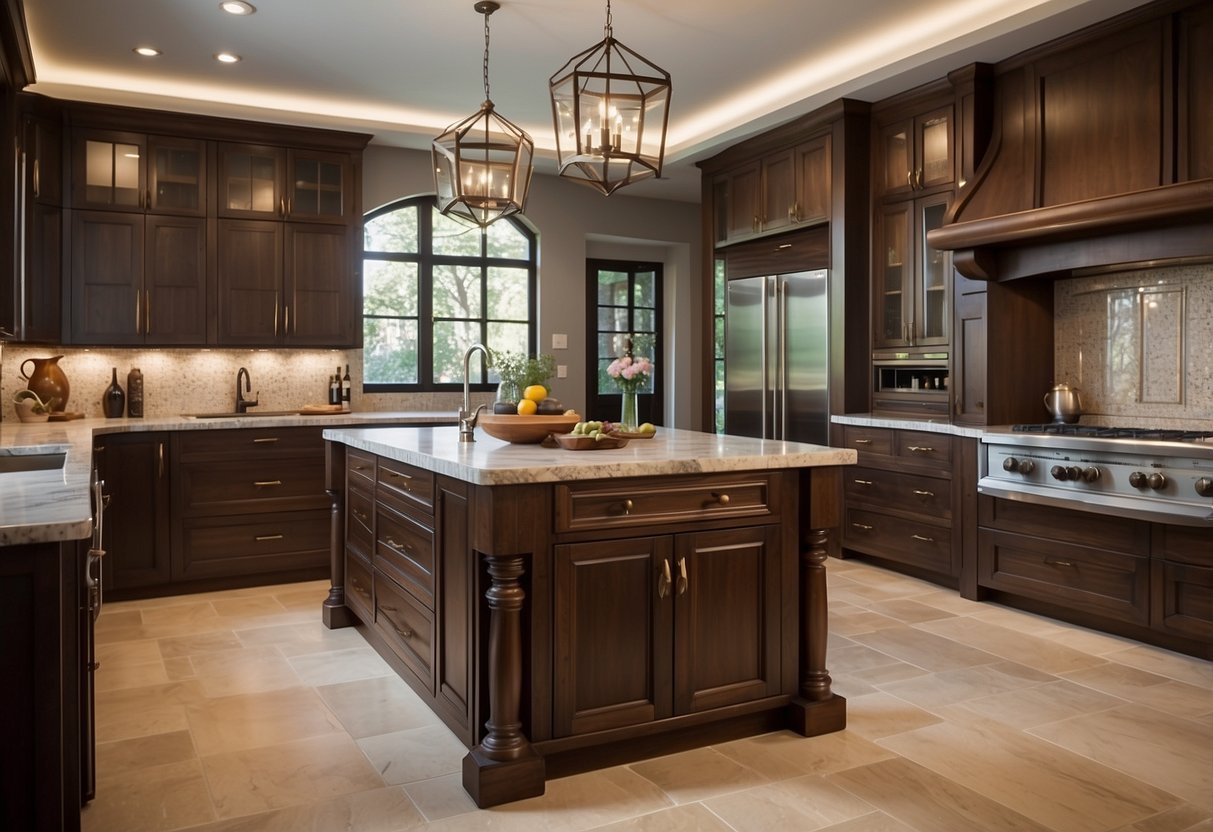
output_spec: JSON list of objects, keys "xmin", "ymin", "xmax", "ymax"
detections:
[{"xmin": 83, "ymin": 558, "xmax": 1213, "ymax": 832}]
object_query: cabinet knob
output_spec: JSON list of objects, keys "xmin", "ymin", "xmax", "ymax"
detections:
[
  {"xmin": 623, "ymin": 498, "xmax": 635, "ymax": 514},
  {"xmin": 712, "ymin": 492, "xmax": 730, "ymax": 505}
]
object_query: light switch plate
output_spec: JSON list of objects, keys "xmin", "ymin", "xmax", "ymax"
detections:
[
  {"xmin": 557, "ymin": 364, "xmax": 568, "ymax": 378},
  {"xmin": 552, "ymin": 333, "xmax": 568, "ymax": 349}
]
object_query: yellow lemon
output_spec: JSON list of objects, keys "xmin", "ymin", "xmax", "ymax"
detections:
[
  {"xmin": 516, "ymin": 398, "xmax": 538, "ymax": 415},
  {"xmin": 523, "ymin": 384, "xmax": 548, "ymax": 402}
]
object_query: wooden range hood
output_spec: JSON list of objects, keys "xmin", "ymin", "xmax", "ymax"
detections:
[{"xmin": 928, "ymin": 0, "xmax": 1213, "ymax": 282}]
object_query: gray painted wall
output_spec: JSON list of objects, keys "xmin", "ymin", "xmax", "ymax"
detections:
[{"xmin": 362, "ymin": 145, "xmax": 705, "ymax": 429}]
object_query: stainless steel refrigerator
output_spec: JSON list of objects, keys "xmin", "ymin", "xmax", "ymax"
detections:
[{"xmin": 724, "ymin": 270, "xmax": 829, "ymax": 445}]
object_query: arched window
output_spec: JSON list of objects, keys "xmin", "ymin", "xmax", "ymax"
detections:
[{"xmin": 362, "ymin": 195, "xmax": 537, "ymax": 391}]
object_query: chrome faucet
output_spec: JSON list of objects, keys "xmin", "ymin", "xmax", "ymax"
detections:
[
  {"xmin": 460, "ymin": 344, "xmax": 490, "ymax": 442},
  {"xmin": 235, "ymin": 367, "xmax": 259, "ymax": 414}
]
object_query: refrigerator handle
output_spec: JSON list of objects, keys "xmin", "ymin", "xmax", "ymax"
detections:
[
  {"xmin": 760, "ymin": 280, "xmax": 769, "ymax": 437},
  {"xmin": 778, "ymin": 279, "xmax": 788, "ymax": 440}
]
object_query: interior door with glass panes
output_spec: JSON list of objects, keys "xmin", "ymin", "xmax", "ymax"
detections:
[{"xmin": 586, "ymin": 260, "xmax": 663, "ymax": 427}]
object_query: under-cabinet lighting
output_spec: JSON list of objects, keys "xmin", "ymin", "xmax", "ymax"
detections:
[
  {"xmin": 133, "ymin": 46, "xmax": 161, "ymax": 57},
  {"xmin": 215, "ymin": 52, "xmax": 242, "ymax": 64},
  {"xmin": 220, "ymin": 1, "xmax": 257, "ymax": 14}
]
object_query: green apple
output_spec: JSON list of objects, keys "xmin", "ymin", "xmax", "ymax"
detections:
[{"xmin": 638, "ymin": 422, "xmax": 656, "ymax": 434}]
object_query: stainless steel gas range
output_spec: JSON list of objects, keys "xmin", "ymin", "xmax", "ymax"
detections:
[{"xmin": 979, "ymin": 424, "xmax": 1213, "ymax": 527}]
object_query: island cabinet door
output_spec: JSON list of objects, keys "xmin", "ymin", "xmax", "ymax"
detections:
[
  {"xmin": 673, "ymin": 525, "xmax": 781, "ymax": 715},
  {"xmin": 553, "ymin": 536, "xmax": 674, "ymax": 737}
]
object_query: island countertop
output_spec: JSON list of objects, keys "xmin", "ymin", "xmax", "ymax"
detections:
[{"xmin": 323, "ymin": 425, "xmax": 857, "ymax": 486}]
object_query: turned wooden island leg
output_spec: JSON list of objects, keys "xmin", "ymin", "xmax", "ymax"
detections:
[
  {"xmin": 463, "ymin": 552, "xmax": 544, "ymax": 808},
  {"xmin": 322, "ymin": 441, "xmax": 356, "ymax": 629},
  {"xmin": 788, "ymin": 467, "xmax": 847, "ymax": 735}
]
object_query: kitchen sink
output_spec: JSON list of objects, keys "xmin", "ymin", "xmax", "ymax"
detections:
[
  {"xmin": 183, "ymin": 410, "xmax": 301, "ymax": 419},
  {"xmin": 0, "ymin": 446, "xmax": 68, "ymax": 473}
]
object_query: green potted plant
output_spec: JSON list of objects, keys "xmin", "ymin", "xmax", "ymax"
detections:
[
  {"xmin": 490, "ymin": 351, "xmax": 556, "ymax": 405},
  {"xmin": 12, "ymin": 389, "xmax": 60, "ymax": 423}
]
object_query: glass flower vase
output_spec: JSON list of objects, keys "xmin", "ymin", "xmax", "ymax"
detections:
[{"xmin": 619, "ymin": 387, "xmax": 639, "ymax": 431}]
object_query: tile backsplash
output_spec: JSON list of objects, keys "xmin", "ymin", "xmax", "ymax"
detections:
[
  {"xmin": 1054, "ymin": 263, "xmax": 1213, "ymax": 424},
  {"xmin": 1, "ymin": 347, "xmax": 478, "ymax": 422}
]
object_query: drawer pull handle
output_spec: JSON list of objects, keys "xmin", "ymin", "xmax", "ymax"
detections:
[
  {"xmin": 384, "ymin": 536, "xmax": 411, "ymax": 555},
  {"xmin": 907, "ymin": 446, "xmax": 936, "ymax": 453},
  {"xmin": 352, "ymin": 509, "xmax": 369, "ymax": 524},
  {"xmin": 851, "ymin": 522, "xmax": 874, "ymax": 531},
  {"xmin": 1045, "ymin": 558, "xmax": 1076, "ymax": 568},
  {"xmin": 352, "ymin": 464, "xmax": 370, "ymax": 472},
  {"xmin": 255, "ymin": 534, "xmax": 284, "ymax": 542},
  {"xmin": 910, "ymin": 533, "xmax": 935, "ymax": 543},
  {"xmin": 352, "ymin": 580, "xmax": 370, "ymax": 598},
  {"xmin": 712, "ymin": 493, "xmax": 731, "ymax": 505},
  {"xmin": 252, "ymin": 437, "xmax": 279, "ymax": 444},
  {"xmin": 911, "ymin": 489, "xmax": 935, "ymax": 497},
  {"xmin": 854, "ymin": 439, "xmax": 873, "ymax": 445},
  {"xmin": 378, "ymin": 606, "xmax": 414, "ymax": 638},
  {"xmin": 854, "ymin": 479, "xmax": 873, "ymax": 486},
  {"xmin": 385, "ymin": 470, "xmax": 413, "ymax": 481},
  {"xmin": 253, "ymin": 480, "xmax": 283, "ymax": 487},
  {"xmin": 658, "ymin": 559, "xmax": 672, "ymax": 599},
  {"xmin": 623, "ymin": 499, "xmax": 635, "ymax": 515},
  {"xmin": 676, "ymin": 557, "xmax": 688, "ymax": 596}
]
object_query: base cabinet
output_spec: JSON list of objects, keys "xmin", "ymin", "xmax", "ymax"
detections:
[{"xmin": 93, "ymin": 432, "xmax": 171, "ymax": 590}]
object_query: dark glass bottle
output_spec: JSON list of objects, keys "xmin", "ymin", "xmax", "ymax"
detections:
[
  {"xmin": 102, "ymin": 368, "xmax": 125, "ymax": 418},
  {"xmin": 341, "ymin": 364, "xmax": 351, "ymax": 411},
  {"xmin": 126, "ymin": 367, "xmax": 144, "ymax": 417}
]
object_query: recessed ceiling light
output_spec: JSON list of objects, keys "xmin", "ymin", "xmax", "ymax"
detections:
[
  {"xmin": 133, "ymin": 46, "xmax": 162, "ymax": 57},
  {"xmin": 214, "ymin": 52, "xmax": 241, "ymax": 64},
  {"xmin": 220, "ymin": 1, "xmax": 256, "ymax": 14}
]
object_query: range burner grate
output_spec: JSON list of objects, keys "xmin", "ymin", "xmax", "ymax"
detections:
[{"xmin": 1012, "ymin": 424, "xmax": 1213, "ymax": 441}]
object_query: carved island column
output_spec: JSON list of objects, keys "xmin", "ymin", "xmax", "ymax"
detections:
[
  {"xmin": 788, "ymin": 465, "xmax": 847, "ymax": 735},
  {"xmin": 321, "ymin": 440, "xmax": 356, "ymax": 629}
]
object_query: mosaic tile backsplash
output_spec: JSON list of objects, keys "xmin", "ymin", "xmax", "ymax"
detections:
[
  {"xmin": 1054, "ymin": 264, "xmax": 1213, "ymax": 424},
  {"xmin": 1, "ymin": 348, "xmax": 480, "ymax": 422}
]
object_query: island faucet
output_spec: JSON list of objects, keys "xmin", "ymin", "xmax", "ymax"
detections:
[
  {"xmin": 460, "ymin": 344, "xmax": 490, "ymax": 442},
  {"xmin": 235, "ymin": 367, "xmax": 259, "ymax": 414}
]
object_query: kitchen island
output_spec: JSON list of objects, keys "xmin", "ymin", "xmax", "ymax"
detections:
[{"xmin": 321, "ymin": 425, "xmax": 856, "ymax": 807}]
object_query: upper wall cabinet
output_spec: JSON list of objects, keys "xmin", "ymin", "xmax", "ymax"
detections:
[
  {"xmin": 876, "ymin": 106, "xmax": 953, "ymax": 199},
  {"xmin": 711, "ymin": 135, "xmax": 831, "ymax": 246},
  {"xmin": 72, "ymin": 130, "xmax": 206, "ymax": 216},
  {"xmin": 217, "ymin": 143, "xmax": 354, "ymax": 224}
]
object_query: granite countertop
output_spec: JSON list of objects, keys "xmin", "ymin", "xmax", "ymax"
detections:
[
  {"xmin": 324, "ymin": 425, "xmax": 857, "ymax": 486},
  {"xmin": 0, "ymin": 411, "xmax": 457, "ymax": 547},
  {"xmin": 831, "ymin": 413, "xmax": 987, "ymax": 437}
]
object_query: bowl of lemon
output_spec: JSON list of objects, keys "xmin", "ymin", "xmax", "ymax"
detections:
[{"xmin": 479, "ymin": 384, "xmax": 580, "ymax": 443}]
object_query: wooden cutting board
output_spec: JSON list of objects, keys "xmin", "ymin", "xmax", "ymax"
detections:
[{"xmin": 298, "ymin": 404, "xmax": 345, "ymax": 415}]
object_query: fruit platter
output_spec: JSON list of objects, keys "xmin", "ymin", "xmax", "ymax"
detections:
[
  {"xmin": 552, "ymin": 420, "xmax": 646, "ymax": 451},
  {"xmin": 478, "ymin": 383, "xmax": 580, "ymax": 443}
]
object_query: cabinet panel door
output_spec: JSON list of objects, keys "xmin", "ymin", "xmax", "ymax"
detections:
[
  {"xmin": 952, "ymin": 288, "xmax": 988, "ymax": 424},
  {"xmin": 217, "ymin": 143, "xmax": 284, "ymax": 219},
  {"xmin": 879, "ymin": 119, "xmax": 913, "ymax": 197},
  {"xmin": 145, "ymin": 215, "xmax": 207, "ymax": 344},
  {"xmin": 23, "ymin": 202, "xmax": 62, "ymax": 343},
  {"xmin": 71, "ymin": 130, "xmax": 145, "ymax": 211},
  {"xmin": 795, "ymin": 136, "xmax": 830, "ymax": 225},
  {"xmin": 673, "ymin": 526, "xmax": 780, "ymax": 714},
  {"xmin": 915, "ymin": 193, "xmax": 951, "ymax": 346},
  {"xmin": 725, "ymin": 164, "xmax": 761, "ymax": 242},
  {"xmin": 760, "ymin": 149, "xmax": 796, "ymax": 234},
  {"xmin": 147, "ymin": 136, "xmax": 205, "ymax": 217},
  {"xmin": 287, "ymin": 149, "xmax": 353, "ymax": 223},
  {"xmin": 216, "ymin": 219, "xmax": 282, "ymax": 345},
  {"xmin": 553, "ymin": 536, "xmax": 673, "ymax": 737},
  {"xmin": 95, "ymin": 434, "xmax": 171, "ymax": 589},
  {"xmin": 70, "ymin": 211, "xmax": 143, "ymax": 344},
  {"xmin": 284, "ymin": 223, "xmax": 354, "ymax": 346},
  {"xmin": 915, "ymin": 106, "xmax": 953, "ymax": 191},
  {"xmin": 873, "ymin": 202, "xmax": 912, "ymax": 347},
  {"xmin": 1180, "ymin": 4, "xmax": 1213, "ymax": 180}
]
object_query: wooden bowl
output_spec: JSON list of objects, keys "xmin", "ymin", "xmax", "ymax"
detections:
[{"xmin": 479, "ymin": 413, "xmax": 581, "ymax": 444}]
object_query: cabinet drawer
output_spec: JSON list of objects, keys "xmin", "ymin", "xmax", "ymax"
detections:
[
  {"xmin": 978, "ymin": 528, "xmax": 1149, "ymax": 626},
  {"xmin": 1152, "ymin": 524, "xmax": 1213, "ymax": 566},
  {"xmin": 841, "ymin": 426, "xmax": 892, "ymax": 456},
  {"xmin": 980, "ymin": 497, "xmax": 1149, "ymax": 555},
  {"xmin": 346, "ymin": 485, "xmax": 374, "ymax": 558},
  {"xmin": 179, "ymin": 456, "xmax": 327, "ymax": 515},
  {"xmin": 374, "ymin": 570, "xmax": 435, "ymax": 691},
  {"xmin": 176, "ymin": 510, "xmax": 329, "ymax": 580},
  {"xmin": 843, "ymin": 507, "xmax": 953, "ymax": 574},
  {"xmin": 377, "ymin": 457, "xmax": 435, "ymax": 515},
  {"xmin": 1151, "ymin": 559, "xmax": 1213, "ymax": 642},
  {"xmin": 345, "ymin": 550, "xmax": 373, "ymax": 622},
  {"xmin": 347, "ymin": 448, "xmax": 376, "ymax": 490},
  {"xmin": 846, "ymin": 466, "xmax": 952, "ymax": 519},
  {"xmin": 556, "ymin": 473, "xmax": 777, "ymax": 533},
  {"xmin": 177, "ymin": 427, "xmax": 324, "ymax": 459},
  {"xmin": 375, "ymin": 505, "xmax": 435, "ymax": 608},
  {"xmin": 894, "ymin": 430, "xmax": 952, "ymax": 465}
]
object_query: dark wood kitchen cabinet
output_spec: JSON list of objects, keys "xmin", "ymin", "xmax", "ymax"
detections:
[
  {"xmin": 872, "ymin": 191, "xmax": 951, "ymax": 348},
  {"xmin": 876, "ymin": 105, "xmax": 953, "ymax": 198},
  {"xmin": 172, "ymin": 426, "xmax": 331, "ymax": 585},
  {"xmin": 711, "ymin": 135, "xmax": 831, "ymax": 245},
  {"xmin": 217, "ymin": 143, "xmax": 354, "ymax": 224},
  {"xmin": 71, "ymin": 130, "xmax": 205, "ymax": 216},
  {"xmin": 92, "ymin": 432, "xmax": 172, "ymax": 590},
  {"xmin": 553, "ymin": 523, "xmax": 781, "ymax": 738}
]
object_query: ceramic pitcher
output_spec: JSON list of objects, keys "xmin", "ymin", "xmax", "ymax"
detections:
[{"xmin": 19, "ymin": 355, "xmax": 70, "ymax": 412}]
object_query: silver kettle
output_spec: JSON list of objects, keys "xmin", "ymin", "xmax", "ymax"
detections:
[{"xmin": 1044, "ymin": 382, "xmax": 1083, "ymax": 424}]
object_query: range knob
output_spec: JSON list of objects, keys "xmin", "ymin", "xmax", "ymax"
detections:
[
  {"xmin": 1147, "ymin": 472, "xmax": 1167, "ymax": 491},
  {"xmin": 1018, "ymin": 459, "xmax": 1036, "ymax": 475},
  {"xmin": 1081, "ymin": 466, "xmax": 1101, "ymax": 483},
  {"xmin": 1003, "ymin": 456, "xmax": 1020, "ymax": 472},
  {"xmin": 1196, "ymin": 477, "xmax": 1213, "ymax": 497},
  {"xmin": 1051, "ymin": 465, "xmax": 1069, "ymax": 481},
  {"xmin": 1066, "ymin": 466, "xmax": 1082, "ymax": 481},
  {"xmin": 1128, "ymin": 471, "xmax": 1148, "ymax": 489}
]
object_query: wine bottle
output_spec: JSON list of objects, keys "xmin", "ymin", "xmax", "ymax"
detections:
[
  {"xmin": 102, "ymin": 368, "xmax": 125, "ymax": 418},
  {"xmin": 127, "ymin": 367, "xmax": 144, "ymax": 417},
  {"xmin": 341, "ymin": 364, "xmax": 351, "ymax": 411},
  {"xmin": 329, "ymin": 373, "xmax": 340, "ymax": 405}
]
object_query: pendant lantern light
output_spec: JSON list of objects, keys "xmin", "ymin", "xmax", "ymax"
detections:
[
  {"xmin": 548, "ymin": 0, "xmax": 671, "ymax": 195},
  {"xmin": 432, "ymin": 1, "xmax": 534, "ymax": 227}
]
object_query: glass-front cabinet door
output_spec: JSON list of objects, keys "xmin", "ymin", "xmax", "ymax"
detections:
[
  {"xmin": 147, "ymin": 137, "xmax": 205, "ymax": 216},
  {"xmin": 915, "ymin": 194, "xmax": 951, "ymax": 345},
  {"xmin": 286, "ymin": 149, "xmax": 352, "ymax": 223},
  {"xmin": 73, "ymin": 130, "xmax": 146, "ymax": 211},
  {"xmin": 915, "ymin": 107, "xmax": 953, "ymax": 191},
  {"xmin": 880, "ymin": 120, "xmax": 913, "ymax": 197},
  {"xmin": 217, "ymin": 143, "xmax": 285, "ymax": 218},
  {"xmin": 875, "ymin": 201, "xmax": 912, "ymax": 347}
]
